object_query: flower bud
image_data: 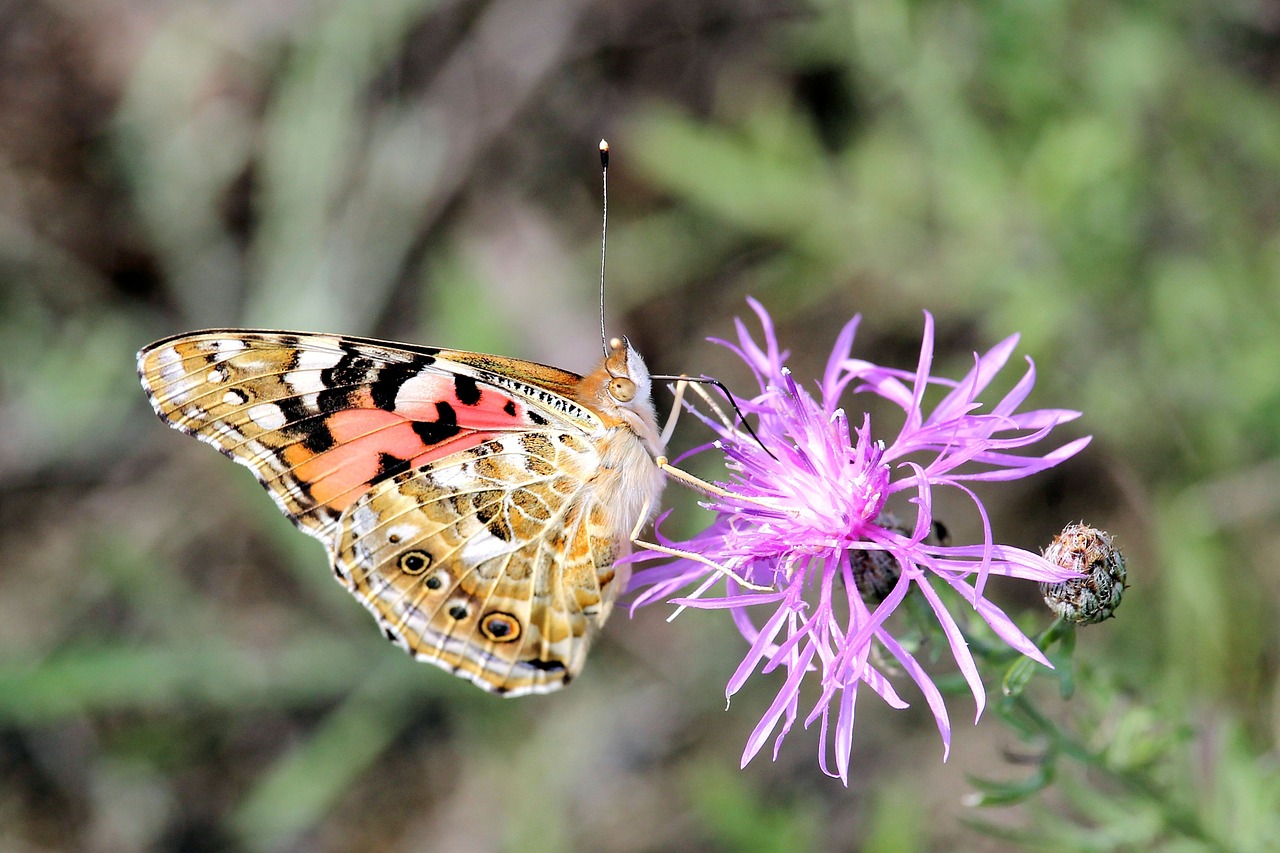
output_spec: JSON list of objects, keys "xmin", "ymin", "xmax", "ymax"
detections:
[{"xmin": 1039, "ymin": 523, "xmax": 1126, "ymax": 624}]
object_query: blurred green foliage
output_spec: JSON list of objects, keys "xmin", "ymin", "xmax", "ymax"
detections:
[{"xmin": 2, "ymin": 0, "xmax": 1279, "ymax": 850}]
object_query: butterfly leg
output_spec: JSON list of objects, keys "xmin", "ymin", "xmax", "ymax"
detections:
[
  {"xmin": 656, "ymin": 377, "xmax": 792, "ymax": 511},
  {"xmin": 654, "ymin": 457, "xmax": 790, "ymax": 514},
  {"xmin": 627, "ymin": 497, "xmax": 775, "ymax": 592},
  {"xmin": 645, "ymin": 375, "xmax": 791, "ymax": 592},
  {"xmin": 658, "ymin": 377, "xmax": 689, "ymax": 447}
]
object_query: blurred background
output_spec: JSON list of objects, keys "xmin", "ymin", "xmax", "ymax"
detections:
[{"xmin": 2, "ymin": 0, "xmax": 1279, "ymax": 850}]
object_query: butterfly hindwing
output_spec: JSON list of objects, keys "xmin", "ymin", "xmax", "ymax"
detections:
[{"xmin": 335, "ymin": 433, "xmax": 625, "ymax": 695}]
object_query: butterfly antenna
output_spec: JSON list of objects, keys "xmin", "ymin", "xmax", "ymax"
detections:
[
  {"xmin": 650, "ymin": 373, "xmax": 779, "ymax": 461},
  {"xmin": 598, "ymin": 138, "xmax": 610, "ymax": 357}
]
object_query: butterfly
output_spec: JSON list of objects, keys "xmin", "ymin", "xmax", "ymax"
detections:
[{"xmin": 137, "ymin": 331, "xmax": 668, "ymax": 696}]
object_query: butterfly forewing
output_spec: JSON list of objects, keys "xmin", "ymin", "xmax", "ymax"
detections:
[
  {"xmin": 137, "ymin": 330, "xmax": 662, "ymax": 695},
  {"xmin": 138, "ymin": 331, "xmax": 594, "ymax": 531}
]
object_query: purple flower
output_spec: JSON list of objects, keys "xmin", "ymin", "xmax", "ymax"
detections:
[{"xmin": 629, "ymin": 299, "xmax": 1090, "ymax": 784}]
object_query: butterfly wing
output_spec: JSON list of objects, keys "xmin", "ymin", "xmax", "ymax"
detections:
[
  {"xmin": 137, "ymin": 331, "xmax": 591, "ymax": 534},
  {"xmin": 138, "ymin": 331, "xmax": 636, "ymax": 693},
  {"xmin": 336, "ymin": 432, "xmax": 625, "ymax": 695}
]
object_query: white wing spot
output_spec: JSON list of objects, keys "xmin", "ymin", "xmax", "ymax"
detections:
[
  {"xmin": 396, "ymin": 370, "xmax": 448, "ymax": 412},
  {"xmin": 284, "ymin": 370, "xmax": 328, "ymax": 395},
  {"xmin": 387, "ymin": 523, "xmax": 421, "ymax": 545},
  {"xmin": 349, "ymin": 504, "xmax": 381, "ymax": 537},
  {"xmin": 207, "ymin": 368, "xmax": 228, "ymax": 384},
  {"xmin": 248, "ymin": 403, "xmax": 286, "ymax": 431},
  {"xmin": 296, "ymin": 349, "xmax": 345, "ymax": 371},
  {"xmin": 461, "ymin": 526, "xmax": 518, "ymax": 563},
  {"xmin": 430, "ymin": 461, "xmax": 476, "ymax": 491},
  {"xmin": 157, "ymin": 346, "xmax": 183, "ymax": 383},
  {"xmin": 284, "ymin": 349, "xmax": 344, "ymax": 394}
]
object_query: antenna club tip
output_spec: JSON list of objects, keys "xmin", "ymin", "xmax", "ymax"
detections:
[{"xmin": 599, "ymin": 139, "xmax": 609, "ymax": 168}]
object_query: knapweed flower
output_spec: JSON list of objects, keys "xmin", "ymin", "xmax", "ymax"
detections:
[{"xmin": 629, "ymin": 299, "xmax": 1091, "ymax": 784}]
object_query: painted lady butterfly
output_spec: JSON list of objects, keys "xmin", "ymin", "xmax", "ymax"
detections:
[{"xmin": 137, "ymin": 331, "xmax": 667, "ymax": 696}]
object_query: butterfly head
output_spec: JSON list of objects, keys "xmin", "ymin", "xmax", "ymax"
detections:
[{"xmin": 580, "ymin": 336, "xmax": 664, "ymax": 457}]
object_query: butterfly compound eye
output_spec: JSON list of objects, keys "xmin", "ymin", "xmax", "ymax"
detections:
[{"xmin": 609, "ymin": 376, "xmax": 636, "ymax": 402}]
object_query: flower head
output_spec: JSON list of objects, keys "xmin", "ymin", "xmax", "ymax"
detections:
[
  {"xmin": 629, "ymin": 299, "xmax": 1090, "ymax": 783},
  {"xmin": 1040, "ymin": 522, "xmax": 1127, "ymax": 624}
]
